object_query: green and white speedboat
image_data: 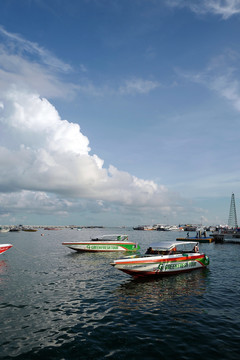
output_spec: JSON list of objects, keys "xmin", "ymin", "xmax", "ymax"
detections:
[
  {"xmin": 62, "ymin": 234, "xmax": 140, "ymax": 252},
  {"xmin": 111, "ymin": 241, "xmax": 209, "ymax": 278}
]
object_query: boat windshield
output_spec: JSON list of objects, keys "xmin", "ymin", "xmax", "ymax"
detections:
[{"xmin": 91, "ymin": 234, "xmax": 128, "ymax": 241}]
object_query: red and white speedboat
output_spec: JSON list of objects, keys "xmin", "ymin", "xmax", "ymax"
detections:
[
  {"xmin": 0, "ymin": 244, "xmax": 13, "ymax": 255},
  {"xmin": 111, "ymin": 241, "xmax": 209, "ymax": 278}
]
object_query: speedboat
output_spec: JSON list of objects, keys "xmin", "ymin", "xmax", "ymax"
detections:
[
  {"xmin": 110, "ymin": 241, "xmax": 209, "ymax": 278},
  {"xmin": 0, "ymin": 227, "xmax": 10, "ymax": 233},
  {"xmin": 62, "ymin": 234, "xmax": 140, "ymax": 252},
  {"xmin": 0, "ymin": 244, "xmax": 13, "ymax": 255}
]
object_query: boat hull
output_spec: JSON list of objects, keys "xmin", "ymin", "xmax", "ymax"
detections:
[
  {"xmin": 111, "ymin": 253, "xmax": 209, "ymax": 277},
  {"xmin": 62, "ymin": 241, "xmax": 140, "ymax": 252},
  {"xmin": 0, "ymin": 244, "xmax": 13, "ymax": 255},
  {"xmin": 176, "ymin": 237, "xmax": 214, "ymax": 243},
  {"xmin": 22, "ymin": 229, "xmax": 37, "ymax": 232}
]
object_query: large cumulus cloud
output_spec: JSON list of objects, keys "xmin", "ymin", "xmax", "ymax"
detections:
[
  {"xmin": 0, "ymin": 88, "xmax": 175, "ymax": 211},
  {"xmin": 0, "ymin": 26, "xmax": 187, "ymax": 224}
]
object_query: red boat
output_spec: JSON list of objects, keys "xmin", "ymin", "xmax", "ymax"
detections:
[{"xmin": 0, "ymin": 244, "xmax": 13, "ymax": 255}]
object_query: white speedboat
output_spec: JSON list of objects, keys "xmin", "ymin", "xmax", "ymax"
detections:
[
  {"xmin": 0, "ymin": 244, "xmax": 13, "ymax": 255},
  {"xmin": 62, "ymin": 234, "xmax": 140, "ymax": 252},
  {"xmin": 110, "ymin": 241, "xmax": 209, "ymax": 278},
  {"xmin": 0, "ymin": 227, "xmax": 10, "ymax": 233}
]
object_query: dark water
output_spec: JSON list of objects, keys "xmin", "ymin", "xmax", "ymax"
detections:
[{"xmin": 0, "ymin": 228, "xmax": 240, "ymax": 360}]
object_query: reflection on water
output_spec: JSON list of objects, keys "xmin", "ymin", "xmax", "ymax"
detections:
[
  {"xmin": 0, "ymin": 260, "xmax": 7, "ymax": 284},
  {"xmin": 0, "ymin": 260, "xmax": 7, "ymax": 272},
  {"xmin": 114, "ymin": 269, "xmax": 209, "ymax": 319}
]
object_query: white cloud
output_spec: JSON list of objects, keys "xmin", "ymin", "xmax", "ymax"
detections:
[
  {"xmin": 211, "ymin": 75, "xmax": 240, "ymax": 111},
  {"xmin": 119, "ymin": 78, "xmax": 160, "ymax": 95},
  {"xmin": 80, "ymin": 64, "xmax": 88, "ymax": 72},
  {"xmin": 0, "ymin": 191, "xmax": 71, "ymax": 215},
  {"xmin": 206, "ymin": 0, "xmax": 240, "ymax": 19},
  {"xmin": 166, "ymin": 0, "xmax": 240, "ymax": 19},
  {"xmin": 0, "ymin": 43, "xmax": 78, "ymax": 99},
  {"xmin": 0, "ymin": 26, "xmax": 186, "ymax": 223},
  {"xmin": 0, "ymin": 25, "xmax": 72, "ymax": 72},
  {"xmin": 177, "ymin": 52, "xmax": 240, "ymax": 112},
  {"xmin": 0, "ymin": 88, "xmax": 178, "ymax": 213},
  {"xmin": 0, "ymin": 26, "xmax": 160, "ymax": 100}
]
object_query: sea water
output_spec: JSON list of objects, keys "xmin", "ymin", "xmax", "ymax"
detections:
[{"xmin": 0, "ymin": 228, "xmax": 240, "ymax": 360}]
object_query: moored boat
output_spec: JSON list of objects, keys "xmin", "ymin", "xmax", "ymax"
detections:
[
  {"xmin": 9, "ymin": 227, "xmax": 20, "ymax": 232},
  {"xmin": 22, "ymin": 228, "xmax": 38, "ymax": 232},
  {"xmin": 110, "ymin": 241, "xmax": 209, "ymax": 278},
  {"xmin": 0, "ymin": 244, "xmax": 13, "ymax": 255},
  {"xmin": 62, "ymin": 234, "xmax": 140, "ymax": 252},
  {"xmin": 44, "ymin": 227, "xmax": 60, "ymax": 230},
  {"xmin": 0, "ymin": 227, "xmax": 10, "ymax": 233}
]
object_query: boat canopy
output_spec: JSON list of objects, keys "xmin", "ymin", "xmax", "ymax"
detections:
[
  {"xmin": 148, "ymin": 241, "xmax": 198, "ymax": 250},
  {"xmin": 91, "ymin": 234, "xmax": 128, "ymax": 241}
]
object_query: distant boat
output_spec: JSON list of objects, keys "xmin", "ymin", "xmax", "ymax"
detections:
[
  {"xmin": 22, "ymin": 228, "xmax": 37, "ymax": 232},
  {"xmin": 166, "ymin": 225, "xmax": 183, "ymax": 231},
  {"xmin": 157, "ymin": 226, "xmax": 170, "ymax": 231},
  {"xmin": 44, "ymin": 227, "xmax": 59, "ymax": 230},
  {"xmin": 62, "ymin": 234, "xmax": 140, "ymax": 252},
  {"xmin": 0, "ymin": 244, "xmax": 12, "ymax": 255},
  {"xmin": 9, "ymin": 227, "xmax": 20, "ymax": 232},
  {"xmin": 133, "ymin": 225, "xmax": 145, "ymax": 230},
  {"xmin": 0, "ymin": 227, "xmax": 9, "ymax": 233},
  {"xmin": 133, "ymin": 225, "xmax": 153, "ymax": 230}
]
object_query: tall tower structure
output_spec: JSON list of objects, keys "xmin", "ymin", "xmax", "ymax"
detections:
[{"xmin": 228, "ymin": 193, "xmax": 238, "ymax": 228}]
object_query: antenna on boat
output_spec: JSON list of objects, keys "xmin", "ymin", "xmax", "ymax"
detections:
[{"xmin": 228, "ymin": 193, "xmax": 238, "ymax": 229}]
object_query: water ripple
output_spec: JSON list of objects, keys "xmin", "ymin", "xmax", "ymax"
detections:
[{"xmin": 1, "ymin": 229, "xmax": 240, "ymax": 359}]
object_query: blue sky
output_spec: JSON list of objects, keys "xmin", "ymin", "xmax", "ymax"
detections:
[{"xmin": 0, "ymin": 0, "xmax": 240, "ymax": 226}]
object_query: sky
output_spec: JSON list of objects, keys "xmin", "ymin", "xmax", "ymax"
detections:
[{"xmin": 0, "ymin": 0, "xmax": 240, "ymax": 227}]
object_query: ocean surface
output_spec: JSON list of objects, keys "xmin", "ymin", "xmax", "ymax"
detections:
[{"xmin": 0, "ymin": 228, "xmax": 240, "ymax": 360}]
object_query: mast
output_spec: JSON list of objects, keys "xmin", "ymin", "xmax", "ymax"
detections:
[{"xmin": 228, "ymin": 193, "xmax": 238, "ymax": 228}]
